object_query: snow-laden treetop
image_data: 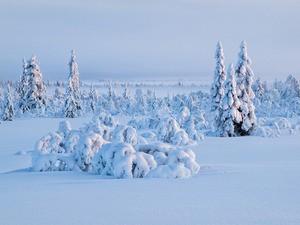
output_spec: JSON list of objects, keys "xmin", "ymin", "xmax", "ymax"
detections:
[{"xmin": 69, "ymin": 50, "xmax": 80, "ymax": 91}]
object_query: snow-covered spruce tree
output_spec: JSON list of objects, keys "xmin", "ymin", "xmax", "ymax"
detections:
[
  {"xmin": 108, "ymin": 82, "xmax": 116, "ymax": 99},
  {"xmin": 134, "ymin": 89, "xmax": 146, "ymax": 115},
  {"xmin": 2, "ymin": 84, "xmax": 14, "ymax": 121},
  {"xmin": 69, "ymin": 50, "xmax": 80, "ymax": 93},
  {"xmin": 65, "ymin": 80, "xmax": 81, "ymax": 118},
  {"xmin": 253, "ymin": 78, "xmax": 265, "ymax": 99},
  {"xmin": 252, "ymin": 78, "xmax": 266, "ymax": 115},
  {"xmin": 51, "ymin": 86, "xmax": 65, "ymax": 116},
  {"xmin": 145, "ymin": 89, "xmax": 157, "ymax": 115},
  {"xmin": 88, "ymin": 85, "xmax": 99, "ymax": 113},
  {"xmin": 122, "ymin": 83, "xmax": 130, "ymax": 99},
  {"xmin": 220, "ymin": 64, "xmax": 242, "ymax": 137},
  {"xmin": 21, "ymin": 56, "xmax": 47, "ymax": 115},
  {"xmin": 120, "ymin": 83, "xmax": 132, "ymax": 114},
  {"xmin": 211, "ymin": 41, "xmax": 226, "ymax": 135},
  {"xmin": 64, "ymin": 50, "xmax": 81, "ymax": 118},
  {"xmin": 282, "ymin": 75, "xmax": 300, "ymax": 99},
  {"xmin": 279, "ymin": 75, "xmax": 300, "ymax": 117},
  {"xmin": 18, "ymin": 58, "xmax": 30, "ymax": 113},
  {"xmin": 235, "ymin": 41, "xmax": 256, "ymax": 135}
]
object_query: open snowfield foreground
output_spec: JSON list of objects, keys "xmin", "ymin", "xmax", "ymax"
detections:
[{"xmin": 0, "ymin": 118, "xmax": 300, "ymax": 225}]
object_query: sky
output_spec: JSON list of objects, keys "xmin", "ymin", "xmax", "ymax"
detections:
[{"xmin": 0, "ymin": 0, "xmax": 299, "ymax": 81}]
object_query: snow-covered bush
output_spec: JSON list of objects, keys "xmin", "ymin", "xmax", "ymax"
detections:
[
  {"xmin": 32, "ymin": 152, "xmax": 75, "ymax": 172},
  {"xmin": 33, "ymin": 121, "xmax": 77, "ymax": 171},
  {"xmin": 254, "ymin": 75, "xmax": 300, "ymax": 118},
  {"xmin": 128, "ymin": 116, "xmax": 160, "ymax": 130},
  {"xmin": 184, "ymin": 118, "xmax": 204, "ymax": 141},
  {"xmin": 80, "ymin": 118, "xmax": 111, "ymax": 141},
  {"xmin": 58, "ymin": 120, "xmax": 72, "ymax": 138},
  {"xmin": 251, "ymin": 117, "xmax": 296, "ymax": 137},
  {"xmin": 92, "ymin": 142, "xmax": 200, "ymax": 179},
  {"xmin": 92, "ymin": 143, "xmax": 157, "ymax": 178},
  {"xmin": 177, "ymin": 106, "xmax": 191, "ymax": 125},
  {"xmin": 74, "ymin": 132, "xmax": 107, "ymax": 171},
  {"xmin": 112, "ymin": 125, "xmax": 138, "ymax": 146},
  {"xmin": 138, "ymin": 143, "xmax": 200, "ymax": 178},
  {"xmin": 276, "ymin": 118, "xmax": 292, "ymax": 130},
  {"xmin": 157, "ymin": 117, "xmax": 190, "ymax": 145},
  {"xmin": 98, "ymin": 112, "xmax": 115, "ymax": 127},
  {"xmin": 36, "ymin": 132, "xmax": 64, "ymax": 154},
  {"xmin": 32, "ymin": 118, "xmax": 201, "ymax": 179}
]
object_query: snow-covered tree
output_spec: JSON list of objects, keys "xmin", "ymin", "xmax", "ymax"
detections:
[
  {"xmin": 235, "ymin": 41, "xmax": 256, "ymax": 135},
  {"xmin": 88, "ymin": 85, "xmax": 99, "ymax": 113},
  {"xmin": 134, "ymin": 89, "xmax": 146, "ymax": 115},
  {"xmin": 253, "ymin": 78, "xmax": 265, "ymax": 99},
  {"xmin": 122, "ymin": 83, "xmax": 130, "ymax": 99},
  {"xmin": 50, "ymin": 86, "xmax": 65, "ymax": 116},
  {"xmin": 108, "ymin": 82, "xmax": 116, "ymax": 99},
  {"xmin": 69, "ymin": 50, "xmax": 80, "ymax": 93},
  {"xmin": 146, "ymin": 89, "xmax": 159, "ymax": 115},
  {"xmin": 26, "ymin": 56, "xmax": 46, "ymax": 113},
  {"xmin": 18, "ymin": 58, "xmax": 30, "ymax": 113},
  {"xmin": 65, "ymin": 81, "xmax": 81, "ymax": 118},
  {"xmin": 54, "ymin": 86, "xmax": 64, "ymax": 99},
  {"xmin": 211, "ymin": 41, "xmax": 226, "ymax": 134},
  {"xmin": 19, "ymin": 56, "xmax": 46, "ymax": 114},
  {"xmin": 220, "ymin": 64, "xmax": 242, "ymax": 137},
  {"xmin": 64, "ymin": 50, "xmax": 81, "ymax": 118},
  {"xmin": 157, "ymin": 117, "xmax": 190, "ymax": 145},
  {"xmin": 2, "ymin": 84, "xmax": 14, "ymax": 121},
  {"xmin": 281, "ymin": 75, "xmax": 300, "ymax": 99}
]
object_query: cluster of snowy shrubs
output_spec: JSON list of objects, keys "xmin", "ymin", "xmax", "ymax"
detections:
[
  {"xmin": 253, "ymin": 75, "xmax": 300, "ymax": 118},
  {"xmin": 251, "ymin": 117, "xmax": 300, "ymax": 137},
  {"xmin": 32, "ymin": 113, "xmax": 201, "ymax": 178}
]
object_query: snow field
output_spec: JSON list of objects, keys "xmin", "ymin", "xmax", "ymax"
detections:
[{"xmin": 0, "ymin": 118, "xmax": 300, "ymax": 225}]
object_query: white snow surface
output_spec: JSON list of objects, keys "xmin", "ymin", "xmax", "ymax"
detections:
[{"xmin": 0, "ymin": 118, "xmax": 300, "ymax": 225}]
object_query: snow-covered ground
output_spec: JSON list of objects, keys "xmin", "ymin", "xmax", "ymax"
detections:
[{"xmin": 1, "ymin": 118, "xmax": 299, "ymax": 225}]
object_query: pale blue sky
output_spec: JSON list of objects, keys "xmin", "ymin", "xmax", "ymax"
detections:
[{"xmin": 0, "ymin": 0, "xmax": 299, "ymax": 81}]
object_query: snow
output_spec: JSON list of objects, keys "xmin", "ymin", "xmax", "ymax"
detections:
[{"xmin": 1, "ymin": 118, "xmax": 300, "ymax": 225}]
